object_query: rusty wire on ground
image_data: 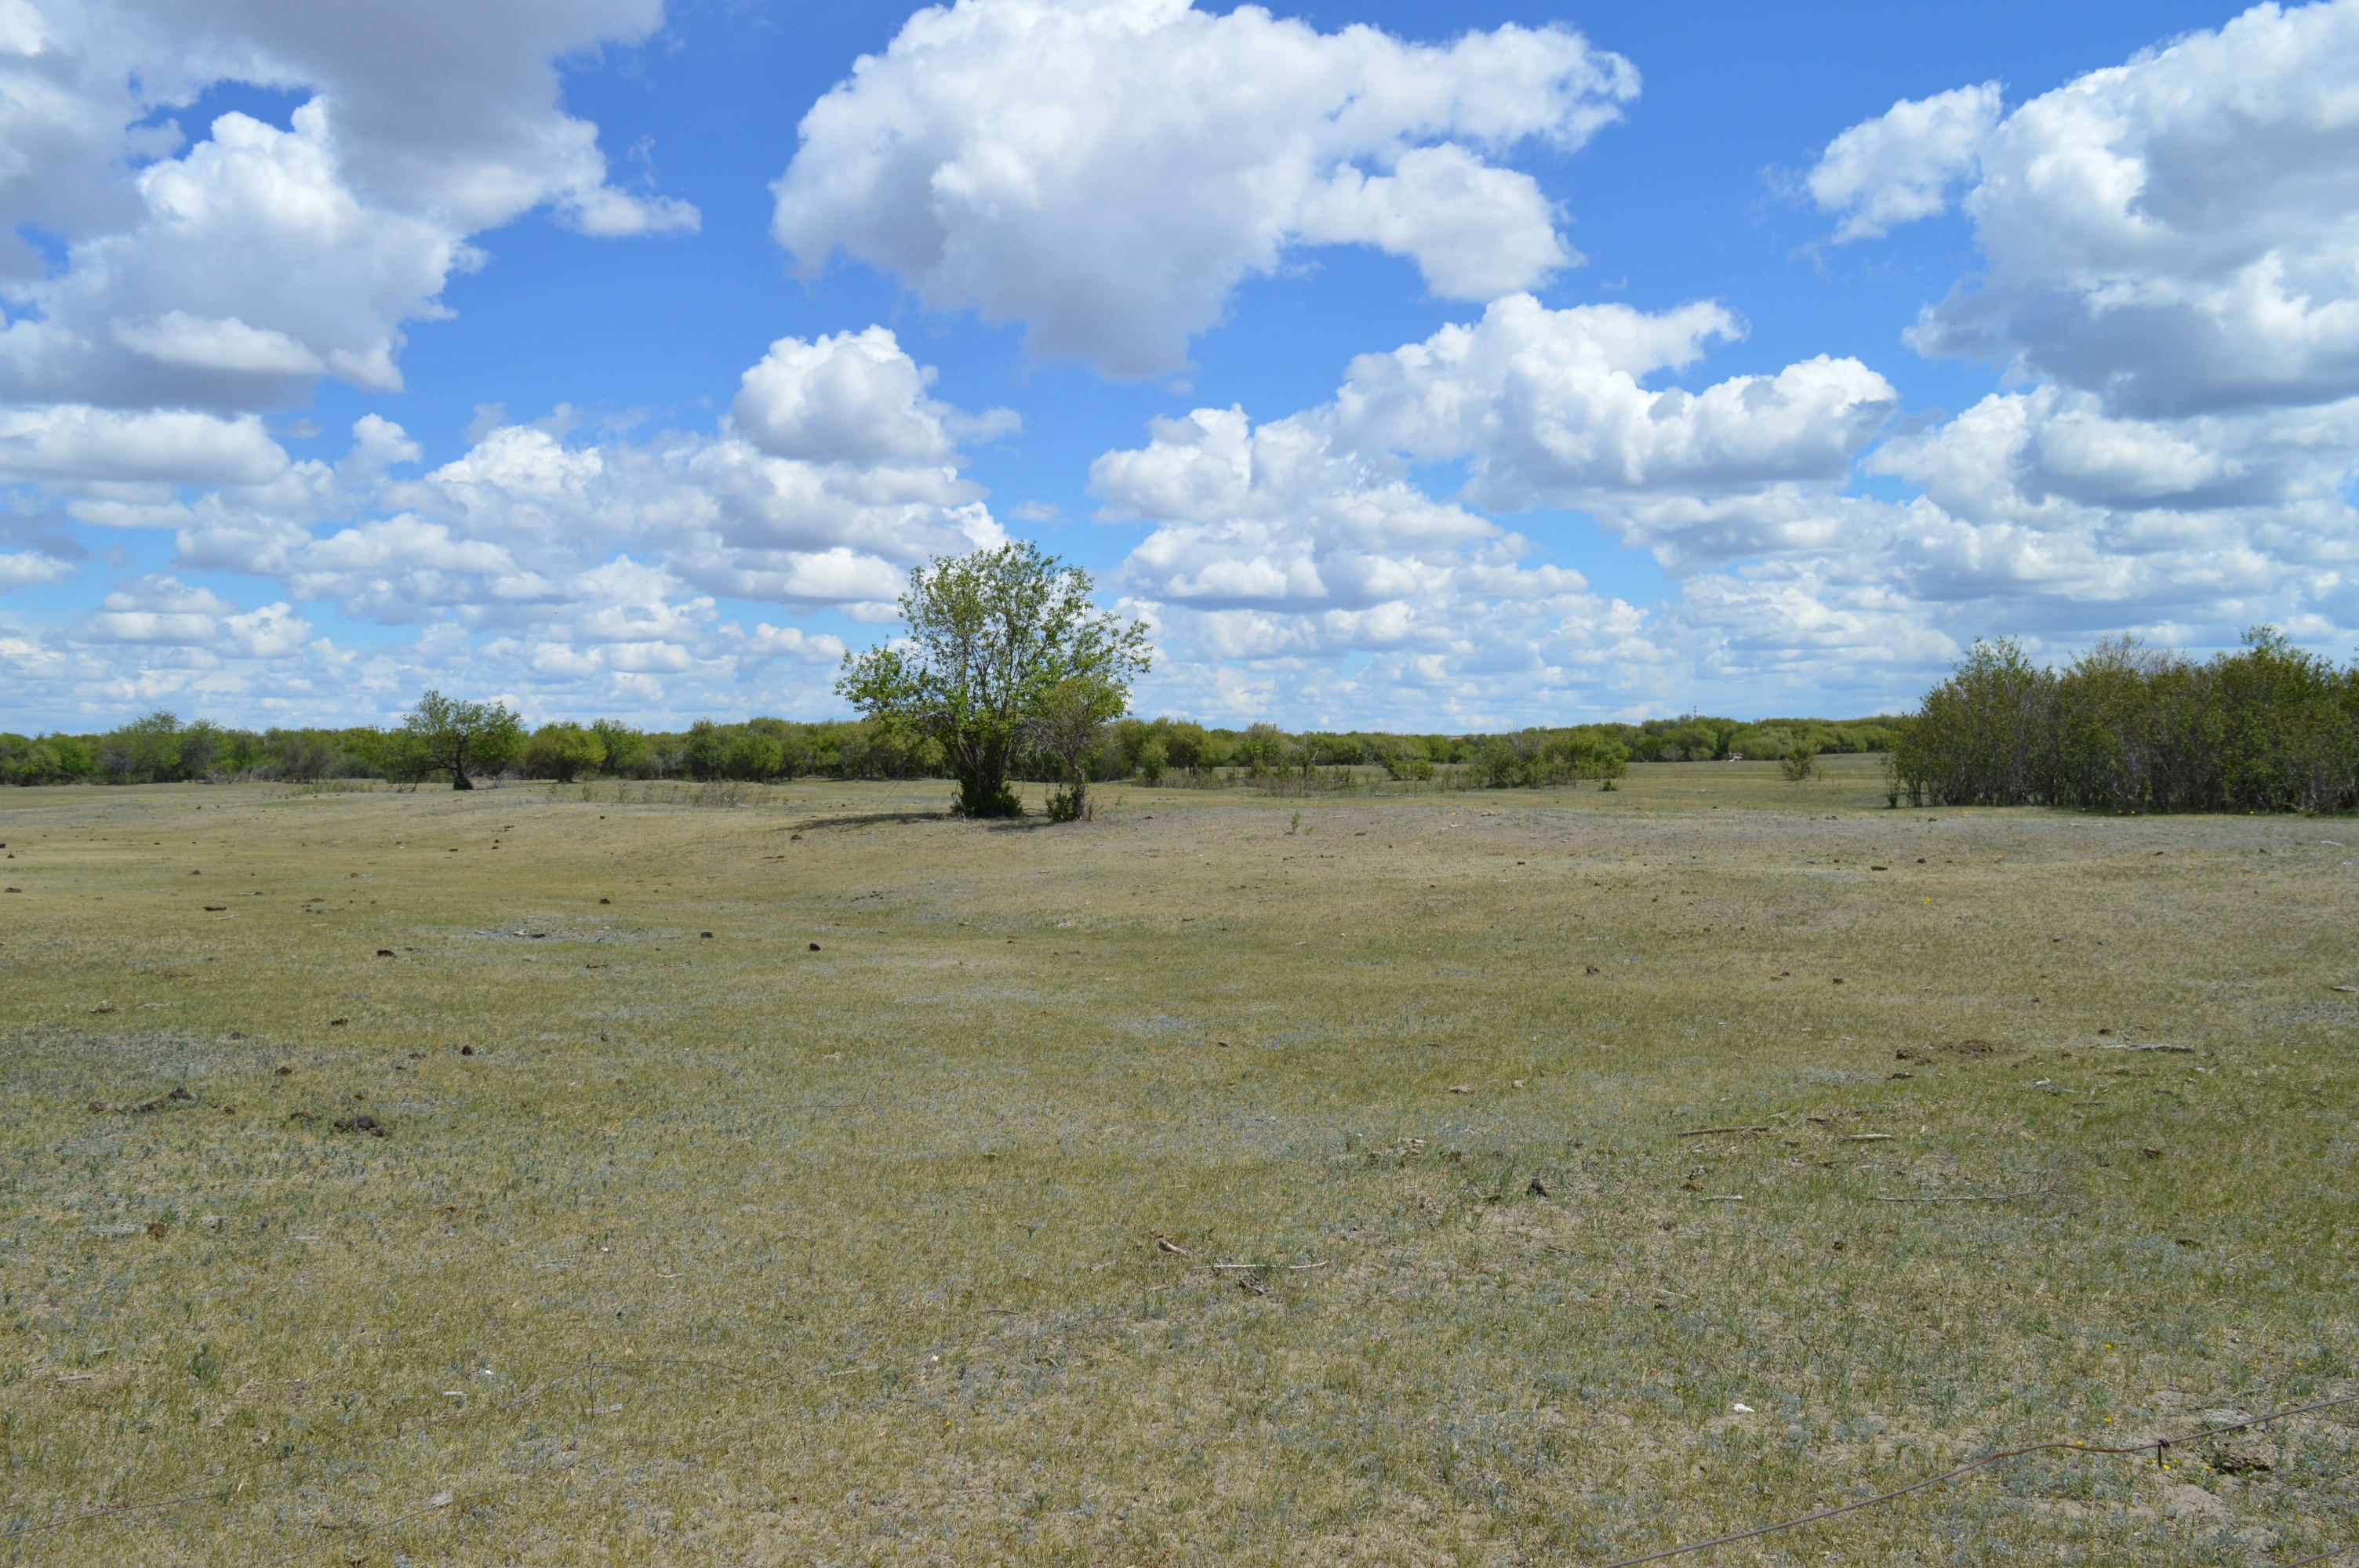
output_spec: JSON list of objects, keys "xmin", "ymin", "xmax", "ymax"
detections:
[{"xmin": 1590, "ymin": 1390, "xmax": 2359, "ymax": 1567}]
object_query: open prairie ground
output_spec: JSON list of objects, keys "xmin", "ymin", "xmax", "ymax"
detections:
[{"xmin": 1, "ymin": 758, "xmax": 2355, "ymax": 1566}]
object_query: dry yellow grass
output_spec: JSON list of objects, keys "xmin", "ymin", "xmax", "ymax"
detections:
[{"xmin": 2, "ymin": 759, "xmax": 2354, "ymax": 1565}]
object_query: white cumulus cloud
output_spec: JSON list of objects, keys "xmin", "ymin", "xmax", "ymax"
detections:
[
  {"xmin": 1329, "ymin": 293, "xmax": 1898, "ymax": 510},
  {"xmin": 1807, "ymin": 82, "xmax": 2001, "ymax": 241},
  {"xmin": 0, "ymin": 0, "xmax": 696, "ymax": 423},
  {"xmin": 1819, "ymin": 0, "xmax": 2359, "ymax": 418},
  {"xmin": 1085, "ymin": 285, "xmax": 1909, "ymax": 720},
  {"xmin": 9, "ymin": 328, "xmax": 1006, "ymax": 722},
  {"xmin": 0, "ymin": 403, "xmax": 285, "ymax": 485},
  {"xmin": 772, "ymin": 0, "xmax": 1637, "ymax": 376}
]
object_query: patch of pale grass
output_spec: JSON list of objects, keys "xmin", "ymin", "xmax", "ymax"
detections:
[{"xmin": 0, "ymin": 765, "xmax": 2353, "ymax": 1563}]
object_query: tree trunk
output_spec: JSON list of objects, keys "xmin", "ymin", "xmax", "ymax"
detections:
[{"xmin": 953, "ymin": 735, "xmax": 1020, "ymax": 816}]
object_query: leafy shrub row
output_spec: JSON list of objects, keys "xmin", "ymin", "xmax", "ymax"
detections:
[
  {"xmin": 1888, "ymin": 629, "xmax": 2359, "ymax": 813},
  {"xmin": 3, "ymin": 708, "xmax": 1901, "ymax": 789}
]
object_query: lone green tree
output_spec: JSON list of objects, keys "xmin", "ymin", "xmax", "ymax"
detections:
[
  {"xmin": 401, "ymin": 690, "xmax": 523, "ymax": 789},
  {"xmin": 837, "ymin": 543, "xmax": 1150, "ymax": 817}
]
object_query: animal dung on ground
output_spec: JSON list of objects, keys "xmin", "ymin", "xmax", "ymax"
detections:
[
  {"xmin": 599, "ymin": 897, "xmax": 610, "ymax": 904},
  {"xmin": 169, "ymin": 1086, "xmax": 191, "ymax": 1101},
  {"xmin": 700, "ymin": 931, "xmax": 713, "ymax": 938},
  {"xmin": 1584, "ymin": 964, "xmax": 1601, "ymax": 975},
  {"xmin": 376, "ymin": 949, "xmax": 395, "ymax": 957},
  {"xmin": 333, "ymin": 1114, "xmax": 387, "ymax": 1137},
  {"xmin": 809, "ymin": 942, "xmax": 821, "ymax": 952},
  {"xmin": 1526, "ymin": 1177, "xmax": 1552, "ymax": 1196},
  {"xmin": 460, "ymin": 1045, "xmax": 474, "ymax": 1055},
  {"xmin": 202, "ymin": 905, "xmax": 227, "ymax": 912},
  {"xmin": 329, "ymin": 1018, "xmax": 348, "ymax": 1027},
  {"xmin": 275, "ymin": 1065, "xmax": 293, "ymax": 1075}
]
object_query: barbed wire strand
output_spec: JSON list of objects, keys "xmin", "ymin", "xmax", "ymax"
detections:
[{"xmin": 1592, "ymin": 1389, "xmax": 2359, "ymax": 1568}]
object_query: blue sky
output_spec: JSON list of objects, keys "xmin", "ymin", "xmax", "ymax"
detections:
[{"xmin": 4, "ymin": 0, "xmax": 2354, "ymax": 731}]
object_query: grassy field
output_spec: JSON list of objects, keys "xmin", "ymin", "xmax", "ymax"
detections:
[{"xmin": 1, "ymin": 757, "xmax": 2354, "ymax": 1566}]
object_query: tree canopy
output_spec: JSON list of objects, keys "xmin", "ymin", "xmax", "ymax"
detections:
[
  {"xmin": 836, "ymin": 543, "xmax": 1150, "ymax": 817},
  {"xmin": 401, "ymin": 690, "xmax": 523, "ymax": 789}
]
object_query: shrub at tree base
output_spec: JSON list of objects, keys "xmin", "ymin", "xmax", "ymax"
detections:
[{"xmin": 1889, "ymin": 629, "xmax": 2359, "ymax": 813}]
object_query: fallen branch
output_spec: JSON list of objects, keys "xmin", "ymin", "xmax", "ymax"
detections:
[{"xmin": 1674, "ymin": 1125, "xmax": 1769, "ymax": 1137}]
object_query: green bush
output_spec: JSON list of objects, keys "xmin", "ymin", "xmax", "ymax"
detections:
[
  {"xmin": 1889, "ymin": 629, "xmax": 2359, "ymax": 813},
  {"xmin": 0, "ymin": 734, "xmax": 94, "ymax": 785},
  {"xmin": 522, "ymin": 723, "xmax": 607, "ymax": 782}
]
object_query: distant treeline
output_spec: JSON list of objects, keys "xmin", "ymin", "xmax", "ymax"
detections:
[
  {"xmin": 1890, "ymin": 630, "xmax": 2359, "ymax": 814},
  {"xmin": 0, "ymin": 709, "xmax": 1902, "ymax": 788}
]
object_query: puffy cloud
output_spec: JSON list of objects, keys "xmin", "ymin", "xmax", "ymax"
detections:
[
  {"xmin": 75, "ymin": 573, "xmax": 314, "ymax": 659},
  {"xmin": 732, "ymin": 326, "xmax": 964, "ymax": 465},
  {"xmin": 1092, "ymin": 259, "xmax": 2359, "ymax": 721},
  {"xmin": 772, "ymin": 0, "xmax": 1636, "ymax": 376},
  {"xmin": 1086, "ymin": 294, "xmax": 1910, "ymax": 717},
  {"xmin": 0, "ymin": 0, "xmax": 696, "ymax": 421},
  {"xmin": 1091, "ymin": 400, "xmax": 1660, "ymax": 724},
  {"xmin": 1329, "ymin": 293, "xmax": 1898, "ymax": 509},
  {"xmin": 0, "ymin": 403, "xmax": 285, "ymax": 484},
  {"xmin": 3, "ymin": 328, "xmax": 1004, "ymax": 724},
  {"xmin": 0, "ymin": 547, "xmax": 75, "ymax": 590},
  {"xmin": 1816, "ymin": 0, "xmax": 2359, "ymax": 417},
  {"xmin": 1807, "ymin": 82, "xmax": 2001, "ymax": 241}
]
